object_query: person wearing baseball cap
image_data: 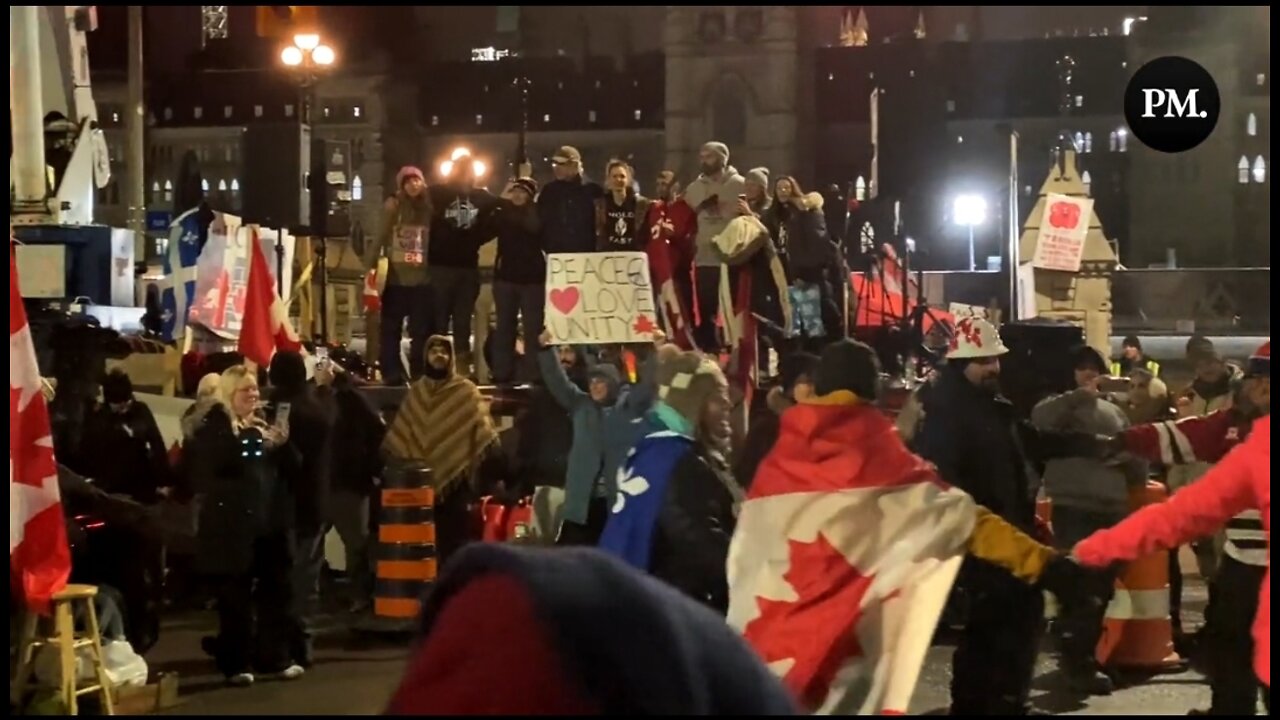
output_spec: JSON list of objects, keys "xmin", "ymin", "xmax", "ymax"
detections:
[
  {"xmin": 489, "ymin": 177, "xmax": 544, "ymax": 384},
  {"xmin": 538, "ymin": 146, "xmax": 603, "ymax": 254}
]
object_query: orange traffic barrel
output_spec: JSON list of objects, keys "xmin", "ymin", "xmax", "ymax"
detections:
[
  {"xmin": 373, "ymin": 466, "xmax": 436, "ymax": 627},
  {"xmin": 1095, "ymin": 481, "xmax": 1184, "ymax": 671}
]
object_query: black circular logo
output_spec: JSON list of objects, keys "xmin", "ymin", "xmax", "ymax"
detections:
[{"xmin": 1124, "ymin": 56, "xmax": 1220, "ymax": 153}]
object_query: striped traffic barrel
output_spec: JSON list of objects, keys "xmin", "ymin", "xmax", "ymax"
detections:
[
  {"xmin": 373, "ymin": 465, "xmax": 436, "ymax": 627},
  {"xmin": 1095, "ymin": 481, "xmax": 1183, "ymax": 671}
]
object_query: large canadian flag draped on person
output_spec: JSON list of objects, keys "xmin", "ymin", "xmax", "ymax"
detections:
[
  {"xmin": 10, "ymin": 243, "xmax": 72, "ymax": 612},
  {"xmin": 727, "ymin": 396, "xmax": 977, "ymax": 715},
  {"xmin": 237, "ymin": 229, "xmax": 302, "ymax": 367}
]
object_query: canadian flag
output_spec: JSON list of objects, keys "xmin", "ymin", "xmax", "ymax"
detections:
[
  {"xmin": 727, "ymin": 395, "xmax": 976, "ymax": 714},
  {"xmin": 237, "ymin": 229, "xmax": 302, "ymax": 367},
  {"xmin": 10, "ymin": 243, "xmax": 72, "ymax": 612}
]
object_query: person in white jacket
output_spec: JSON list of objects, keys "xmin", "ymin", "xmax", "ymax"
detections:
[{"xmin": 682, "ymin": 141, "xmax": 745, "ymax": 352}]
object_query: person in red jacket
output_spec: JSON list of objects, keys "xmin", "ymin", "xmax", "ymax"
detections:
[
  {"xmin": 643, "ymin": 170, "xmax": 697, "ymax": 350},
  {"xmin": 1082, "ymin": 341, "xmax": 1270, "ymax": 715}
]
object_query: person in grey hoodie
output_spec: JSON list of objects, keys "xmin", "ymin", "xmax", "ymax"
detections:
[
  {"xmin": 682, "ymin": 142, "xmax": 745, "ymax": 352},
  {"xmin": 1030, "ymin": 344, "xmax": 1143, "ymax": 696}
]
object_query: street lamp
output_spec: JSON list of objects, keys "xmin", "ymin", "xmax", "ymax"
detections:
[
  {"xmin": 953, "ymin": 194, "xmax": 988, "ymax": 272},
  {"xmin": 439, "ymin": 147, "xmax": 489, "ymax": 183},
  {"xmin": 279, "ymin": 32, "xmax": 336, "ymax": 124}
]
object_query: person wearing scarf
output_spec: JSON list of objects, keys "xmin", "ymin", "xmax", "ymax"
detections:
[
  {"xmin": 383, "ymin": 335, "xmax": 501, "ymax": 564},
  {"xmin": 598, "ymin": 349, "xmax": 743, "ymax": 613}
]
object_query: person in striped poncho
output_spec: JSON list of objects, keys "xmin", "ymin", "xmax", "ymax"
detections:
[
  {"xmin": 384, "ymin": 335, "xmax": 502, "ymax": 565},
  {"xmin": 1094, "ymin": 340, "xmax": 1269, "ymax": 715}
]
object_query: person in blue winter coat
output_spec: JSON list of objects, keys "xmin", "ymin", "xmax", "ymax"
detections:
[{"xmin": 538, "ymin": 329, "xmax": 664, "ymax": 545}]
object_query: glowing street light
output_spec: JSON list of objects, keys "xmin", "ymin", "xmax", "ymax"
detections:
[
  {"xmin": 439, "ymin": 147, "xmax": 488, "ymax": 181},
  {"xmin": 953, "ymin": 194, "xmax": 988, "ymax": 272}
]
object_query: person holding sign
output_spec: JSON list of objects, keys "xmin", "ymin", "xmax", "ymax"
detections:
[
  {"xmin": 363, "ymin": 166, "xmax": 433, "ymax": 385},
  {"xmin": 596, "ymin": 160, "xmax": 651, "ymax": 252},
  {"xmin": 489, "ymin": 177, "xmax": 546, "ymax": 384},
  {"xmin": 538, "ymin": 328, "xmax": 666, "ymax": 546}
]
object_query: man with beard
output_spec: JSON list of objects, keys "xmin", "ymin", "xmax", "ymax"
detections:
[
  {"xmin": 915, "ymin": 318, "xmax": 1091, "ymax": 715},
  {"xmin": 538, "ymin": 146, "xmax": 603, "ymax": 255},
  {"xmin": 596, "ymin": 159, "xmax": 650, "ymax": 251},
  {"xmin": 1094, "ymin": 341, "xmax": 1270, "ymax": 715},
  {"xmin": 682, "ymin": 142, "xmax": 746, "ymax": 352},
  {"xmin": 598, "ymin": 349, "xmax": 742, "ymax": 613},
  {"xmin": 383, "ymin": 336, "xmax": 504, "ymax": 565},
  {"xmin": 429, "ymin": 151, "xmax": 499, "ymax": 379},
  {"xmin": 643, "ymin": 170, "xmax": 697, "ymax": 349}
]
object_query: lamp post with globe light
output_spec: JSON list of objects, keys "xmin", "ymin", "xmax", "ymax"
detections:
[{"xmin": 953, "ymin": 194, "xmax": 988, "ymax": 272}]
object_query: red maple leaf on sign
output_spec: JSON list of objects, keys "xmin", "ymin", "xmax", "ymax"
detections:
[
  {"xmin": 741, "ymin": 533, "xmax": 877, "ymax": 710},
  {"xmin": 632, "ymin": 314, "xmax": 657, "ymax": 336}
]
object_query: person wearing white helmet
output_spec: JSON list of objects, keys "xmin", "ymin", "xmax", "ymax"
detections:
[{"xmin": 915, "ymin": 317, "xmax": 1071, "ymax": 715}]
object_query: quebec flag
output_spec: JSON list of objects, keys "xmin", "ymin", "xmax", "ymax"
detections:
[{"xmin": 160, "ymin": 207, "xmax": 204, "ymax": 341}]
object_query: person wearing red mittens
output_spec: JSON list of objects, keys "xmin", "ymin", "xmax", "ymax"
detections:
[{"xmin": 1076, "ymin": 341, "xmax": 1270, "ymax": 715}]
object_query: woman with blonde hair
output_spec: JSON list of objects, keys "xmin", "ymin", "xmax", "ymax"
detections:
[{"xmin": 187, "ymin": 365, "xmax": 304, "ymax": 686}]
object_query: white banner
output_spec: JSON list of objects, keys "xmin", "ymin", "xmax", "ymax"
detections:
[
  {"xmin": 544, "ymin": 252, "xmax": 658, "ymax": 345},
  {"xmin": 1031, "ymin": 193, "xmax": 1093, "ymax": 273},
  {"xmin": 1016, "ymin": 262, "xmax": 1039, "ymax": 320},
  {"xmin": 188, "ymin": 216, "xmax": 296, "ymax": 339}
]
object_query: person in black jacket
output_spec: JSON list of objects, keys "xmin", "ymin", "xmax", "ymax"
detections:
[
  {"xmin": 189, "ymin": 366, "xmax": 303, "ymax": 686},
  {"xmin": 733, "ymin": 352, "xmax": 819, "ymax": 489},
  {"xmin": 266, "ymin": 351, "xmax": 335, "ymax": 665},
  {"xmin": 537, "ymin": 145, "xmax": 603, "ymax": 255},
  {"xmin": 429, "ymin": 151, "xmax": 499, "ymax": 379},
  {"xmin": 76, "ymin": 370, "xmax": 171, "ymax": 504},
  {"xmin": 769, "ymin": 176, "xmax": 843, "ymax": 346},
  {"xmin": 488, "ymin": 177, "xmax": 545, "ymax": 384}
]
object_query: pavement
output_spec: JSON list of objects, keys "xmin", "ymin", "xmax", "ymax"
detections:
[{"xmin": 146, "ymin": 578, "xmax": 1214, "ymax": 716}]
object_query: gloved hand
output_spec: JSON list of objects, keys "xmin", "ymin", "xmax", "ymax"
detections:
[{"xmin": 1038, "ymin": 553, "xmax": 1110, "ymax": 615}]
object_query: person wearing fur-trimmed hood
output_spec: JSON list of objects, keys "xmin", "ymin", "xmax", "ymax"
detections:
[{"xmin": 768, "ymin": 176, "xmax": 843, "ymax": 345}]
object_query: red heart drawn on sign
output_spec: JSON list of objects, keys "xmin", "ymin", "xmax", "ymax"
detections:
[
  {"xmin": 1048, "ymin": 201, "xmax": 1081, "ymax": 230},
  {"xmin": 549, "ymin": 287, "xmax": 581, "ymax": 315}
]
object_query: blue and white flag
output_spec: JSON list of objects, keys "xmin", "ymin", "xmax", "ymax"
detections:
[{"xmin": 159, "ymin": 207, "xmax": 203, "ymax": 341}]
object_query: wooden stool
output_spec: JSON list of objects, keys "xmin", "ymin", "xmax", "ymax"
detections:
[{"xmin": 11, "ymin": 584, "xmax": 116, "ymax": 716}]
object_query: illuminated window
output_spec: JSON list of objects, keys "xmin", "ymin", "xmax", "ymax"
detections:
[
  {"xmin": 1082, "ymin": 170, "xmax": 1092, "ymax": 193},
  {"xmin": 201, "ymin": 178, "xmax": 210, "ymax": 192},
  {"xmin": 588, "ymin": 110, "xmax": 597, "ymax": 123},
  {"xmin": 1109, "ymin": 131, "xmax": 1118, "ymax": 152},
  {"xmin": 957, "ymin": 135, "xmax": 964, "ymax": 144},
  {"xmin": 253, "ymin": 105, "xmax": 263, "ymax": 118},
  {"xmin": 1258, "ymin": 73, "xmax": 1267, "ymax": 86},
  {"xmin": 1074, "ymin": 95, "xmax": 1083, "ymax": 108},
  {"xmin": 475, "ymin": 114, "xmax": 483, "ymax": 125},
  {"xmin": 543, "ymin": 114, "xmax": 551, "ymax": 123},
  {"xmin": 1073, "ymin": 132, "xmax": 1084, "ymax": 150},
  {"xmin": 353, "ymin": 105, "xmax": 362, "ymax": 119},
  {"xmin": 1117, "ymin": 128, "xmax": 1128, "ymax": 152},
  {"xmin": 163, "ymin": 180, "xmax": 173, "ymax": 202},
  {"xmin": 194, "ymin": 106, "xmax": 203, "ymax": 120},
  {"xmin": 827, "ymin": 73, "xmax": 834, "ymax": 81},
  {"xmin": 230, "ymin": 179, "xmax": 240, "ymax": 192},
  {"xmin": 1238, "ymin": 156, "xmax": 1250, "ymax": 184},
  {"xmin": 1247, "ymin": 113, "xmax": 1257, "ymax": 136},
  {"xmin": 855, "ymin": 176, "xmax": 866, "ymax": 201},
  {"xmin": 633, "ymin": 109, "xmax": 642, "ymax": 121},
  {"xmin": 1084, "ymin": 132, "xmax": 1093, "ymax": 153},
  {"xmin": 218, "ymin": 179, "xmax": 228, "ymax": 192},
  {"xmin": 111, "ymin": 111, "xmax": 120, "ymax": 123},
  {"xmin": 946, "ymin": 99, "xmax": 956, "ymax": 112},
  {"xmin": 432, "ymin": 116, "xmax": 440, "ymax": 126},
  {"xmin": 1253, "ymin": 156, "xmax": 1267, "ymax": 183},
  {"xmin": 285, "ymin": 104, "xmax": 295, "ymax": 118},
  {"xmin": 352, "ymin": 175, "xmax": 363, "ymax": 201},
  {"xmin": 163, "ymin": 107, "xmax": 173, "ymax": 120},
  {"xmin": 224, "ymin": 105, "xmax": 233, "ymax": 118},
  {"xmin": 858, "ymin": 221, "xmax": 876, "ymax": 253}
]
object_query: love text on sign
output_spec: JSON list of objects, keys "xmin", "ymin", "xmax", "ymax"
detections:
[
  {"xmin": 1031, "ymin": 193, "xmax": 1093, "ymax": 273},
  {"xmin": 545, "ymin": 252, "xmax": 658, "ymax": 345}
]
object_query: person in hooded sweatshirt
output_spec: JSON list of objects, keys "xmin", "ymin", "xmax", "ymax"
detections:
[
  {"xmin": 487, "ymin": 177, "xmax": 545, "ymax": 384},
  {"xmin": 538, "ymin": 145, "xmax": 604, "ymax": 255},
  {"xmin": 385, "ymin": 544, "xmax": 797, "ymax": 715},
  {"xmin": 428, "ymin": 150, "xmax": 499, "ymax": 379},
  {"xmin": 363, "ymin": 166, "xmax": 433, "ymax": 384},
  {"xmin": 682, "ymin": 141, "xmax": 746, "ymax": 352},
  {"xmin": 267, "ymin": 350, "xmax": 336, "ymax": 667},
  {"xmin": 383, "ymin": 336, "xmax": 504, "ymax": 565},
  {"xmin": 537, "ymin": 330, "xmax": 663, "ymax": 545},
  {"xmin": 734, "ymin": 352, "xmax": 820, "ymax": 490}
]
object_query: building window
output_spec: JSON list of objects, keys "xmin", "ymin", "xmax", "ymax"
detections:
[
  {"xmin": 163, "ymin": 180, "xmax": 173, "ymax": 202},
  {"xmin": 352, "ymin": 105, "xmax": 362, "ymax": 119},
  {"xmin": 352, "ymin": 175, "xmax": 363, "ymax": 201},
  {"xmin": 201, "ymin": 178, "xmax": 210, "ymax": 192},
  {"xmin": 1253, "ymin": 156, "xmax": 1267, "ymax": 183},
  {"xmin": 588, "ymin": 110, "xmax": 597, "ymax": 123},
  {"xmin": 957, "ymin": 135, "xmax": 964, "ymax": 144},
  {"xmin": 323, "ymin": 106, "xmax": 331, "ymax": 119},
  {"xmin": 1238, "ymin": 156, "xmax": 1250, "ymax": 184},
  {"xmin": 854, "ymin": 176, "xmax": 866, "ymax": 201},
  {"xmin": 253, "ymin": 105, "xmax": 263, "ymax": 118},
  {"xmin": 946, "ymin": 99, "xmax": 956, "ymax": 112},
  {"xmin": 1258, "ymin": 73, "xmax": 1267, "ymax": 86},
  {"xmin": 475, "ymin": 114, "xmax": 483, "ymax": 125},
  {"xmin": 543, "ymin": 114, "xmax": 551, "ymax": 123},
  {"xmin": 111, "ymin": 111, "xmax": 120, "ymax": 123},
  {"xmin": 217, "ymin": 179, "xmax": 228, "ymax": 192},
  {"xmin": 193, "ymin": 106, "xmax": 203, "ymax": 120},
  {"xmin": 432, "ymin": 115, "xmax": 440, "ymax": 126},
  {"xmin": 150, "ymin": 181, "xmax": 160, "ymax": 201},
  {"xmin": 1084, "ymin": 132, "xmax": 1093, "ymax": 153},
  {"xmin": 633, "ymin": 109, "xmax": 642, "ymax": 121},
  {"xmin": 827, "ymin": 72, "xmax": 835, "ymax": 82},
  {"xmin": 1115, "ymin": 128, "xmax": 1128, "ymax": 152},
  {"xmin": 1082, "ymin": 170, "xmax": 1092, "ymax": 193},
  {"xmin": 1109, "ymin": 131, "xmax": 1118, "ymax": 152},
  {"xmin": 1073, "ymin": 132, "xmax": 1084, "ymax": 151},
  {"xmin": 163, "ymin": 107, "xmax": 173, "ymax": 120},
  {"xmin": 285, "ymin": 104, "xmax": 295, "ymax": 118},
  {"xmin": 224, "ymin": 105, "xmax": 233, "ymax": 118},
  {"xmin": 1074, "ymin": 95, "xmax": 1083, "ymax": 108},
  {"xmin": 1247, "ymin": 113, "xmax": 1257, "ymax": 136},
  {"xmin": 230, "ymin": 179, "xmax": 240, "ymax": 193}
]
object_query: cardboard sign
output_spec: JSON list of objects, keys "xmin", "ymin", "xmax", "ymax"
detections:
[
  {"xmin": 1031, "ymin": 193, "xmax": 1093, "ymax": 273},
  {"xmin": 545, "ymin": 252, "xmax": 657, "ymax": 345}
]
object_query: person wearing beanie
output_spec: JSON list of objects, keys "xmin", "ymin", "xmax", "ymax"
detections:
[
  {"xmin": 1030, "ymin": 344, "xmax": 1141, "ymax": 696},
  {"xmin": 682, "ymin": 141, "xmax": 746, "ymax": 351},
  {"xmin": 1112, "ymin": 334, "xmax": 1160, "ymax": 377},
  {"xmin": 1093, "ymin": 339, "xmax": 1270, "ymax": 715},
  {"xmin": 363, "ymin": 165, "xmax": 434, "ymax": 385},
  {"xmin": 385, "ymin": 544, "xmax": 797, "ymax": 715},
  {"xmin": 727, "ymin": 337, "xmax": 1096, "ymax": 713},
  {"xmin": 598, "ymin": 349, "xmax": 742, "ymax": 612},
  {"xmin": 383, "ymin": 336, "xmax": 503, "ymax": 565},
  {"xmin": 742, "ymin": 167, "xmax": 772, "ymax": 215},
  {"xmin": 538, "ymin": 145, "xmax": 604, "ymax": 255},
  {"xmin": 487, "ymin": 176, "xmax": 546, "ymax": 384},
  {"xmin": 733, "ymin": 352, "xmax": 819, "ymax": 489},
  {"xmin": 78, "ymin": 369, "xmax": 170, "ymax": 504},
  {"xmin": 596, "ymin": 159, "xmax": 651, "ymax": 251},
  {"xmin": 536, "ymin": 330, "xmax": 664, "ymax": 545}
]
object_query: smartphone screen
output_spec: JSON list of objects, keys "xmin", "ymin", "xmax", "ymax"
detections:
[{"xmin": 275, "ymin": 402, "xmax": 292, "ymax": 430}]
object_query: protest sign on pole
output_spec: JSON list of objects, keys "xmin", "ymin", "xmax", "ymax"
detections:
[
  {"xmin": 545, "ymin": 252, "xmax": 658, "ymax": 345},
  {"xmin": 1031, "ymin": 193, "xmax": 1093, "ymax": 273}
]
